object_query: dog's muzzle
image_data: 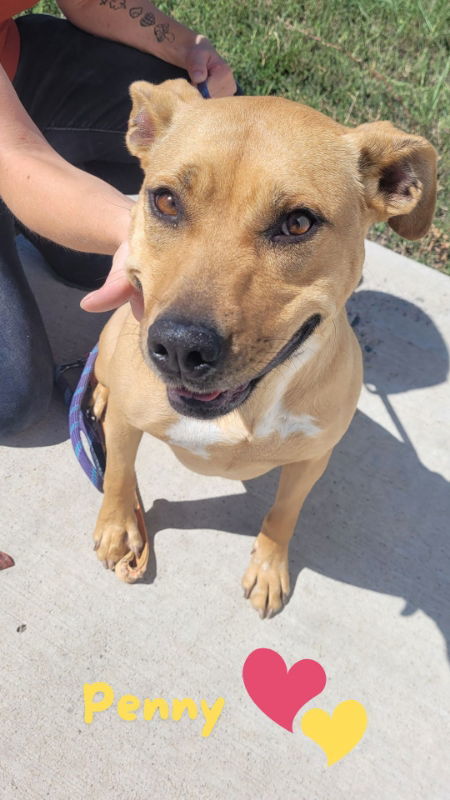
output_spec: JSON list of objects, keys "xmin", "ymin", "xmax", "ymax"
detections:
[{"xmin": 147, "ymin": 313, "xmax": 322, "ymax": 420}]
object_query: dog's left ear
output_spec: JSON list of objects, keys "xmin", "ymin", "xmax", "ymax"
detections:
[
  {"xmin": 345, "ymin": 121, "xmax": 437, "ymax": 240},
  {"xmin": 127, "ymin": 79, "xmax": 202, "ymax": 166}
]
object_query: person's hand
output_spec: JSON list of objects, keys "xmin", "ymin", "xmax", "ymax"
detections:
[
  {"xmin": 185, "ymin": 36, "xmax": 236, "ymax": 98},
  {"xmin": 80, "ymin": 240, "xmax": 144, "ymax": 320}
]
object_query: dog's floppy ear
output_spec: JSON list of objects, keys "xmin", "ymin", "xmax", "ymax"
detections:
[
  {"xmin": 127, "ymin": 79, "xmax": 202, "ymax": 164},
  {"xmin": 345, "ymin": 121, "xmax": 437, "ymax": 240}
]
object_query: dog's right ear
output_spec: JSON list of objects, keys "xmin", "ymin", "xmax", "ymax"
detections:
[{"xmin": 126, "ymin": 79, "xmax": 202, "ymax": 165}]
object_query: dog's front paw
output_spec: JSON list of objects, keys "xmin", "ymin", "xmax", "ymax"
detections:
[
  {"xmin": 93, "ymin": 500, "xmax": 143, "ymax": 570},
  {"xmin": 241, "ymin": 533, "xmax": 290, "ymax": 618}
]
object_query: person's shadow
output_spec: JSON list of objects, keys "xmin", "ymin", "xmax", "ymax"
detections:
[{"xmin": 6, "ymin": 243, "xmax": 450, "ymax": 660}]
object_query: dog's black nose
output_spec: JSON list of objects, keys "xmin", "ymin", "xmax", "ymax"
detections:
[{"xmin": 147, "ymin": 317, "xmax": 225, "ymax": 380}]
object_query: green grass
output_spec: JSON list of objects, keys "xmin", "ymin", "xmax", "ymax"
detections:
[{"xmin": 22, "ymin": 0, "xmax": 450, "ymax": 271}]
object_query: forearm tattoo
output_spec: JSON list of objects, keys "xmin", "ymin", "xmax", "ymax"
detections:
[
  {"xmin": 98, "ymin": 1, "xmax": 175, "ymax": 42},
  {"xmin": 139, "ymin": 11, "xmax": 156, "ymax": 26}
]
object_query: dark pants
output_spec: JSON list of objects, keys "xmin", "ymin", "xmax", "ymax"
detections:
[{"xmin": 0, "ymin": 13, "xmax": 188, "ymax": 438}]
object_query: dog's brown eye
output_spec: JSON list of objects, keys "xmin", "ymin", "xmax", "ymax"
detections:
[
  {"xmin": 154, "ymin": 191, "xmax": 178, "ymax": 217},
  {"xmin": 282, "ymin": 213, "xmax": 313, "ymax": 237}
]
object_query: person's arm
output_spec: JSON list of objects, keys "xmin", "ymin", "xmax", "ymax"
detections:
[
  {"xmin": 0, "ymin": 64, "xmax": 133, "ymax": 254},
  {"xmin": 57, "ymin": 0, "xmax": 236, "ymax": 96},
  {"xmin": 0, "ymin": 64, "xmax": 139, "ymax": 312}
]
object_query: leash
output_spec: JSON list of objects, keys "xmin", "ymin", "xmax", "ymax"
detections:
[
  {"xmin": 197, "ymin": 79, "xmax": 244, "ymax": 99},
  {"xmin": 55, "ymin": 344, "xmax": 105, "ymax": 492}
]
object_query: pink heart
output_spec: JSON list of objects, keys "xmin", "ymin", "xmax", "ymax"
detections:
[{"xmin": 242, "ymin": 648, "xmax": 326, "ymax": 732}]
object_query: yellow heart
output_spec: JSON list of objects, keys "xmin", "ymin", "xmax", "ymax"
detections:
[{"xmin": 300, "ymin": 700, "xmax": 367, "ymax": 766}]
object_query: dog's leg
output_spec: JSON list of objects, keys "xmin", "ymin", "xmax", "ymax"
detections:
[
  {"xmin": 242, "ymin": 451, "xmax": 332, "ymax": 618},
  {"xmin": 93, "ymin": 397, "xmax": 143, "ymax": 570},
  {"xmin": 91, "ymin": 381, "xmax": 109, "ymax": 421}
]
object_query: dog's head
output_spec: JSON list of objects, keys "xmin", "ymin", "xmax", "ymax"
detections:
[{"xmin": 126, "ymin": 79, "xmax": 437, "ymax": 419}]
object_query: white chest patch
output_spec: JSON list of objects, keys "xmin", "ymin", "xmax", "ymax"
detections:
[
  {"xmin": 256, "ymin": 409, "xmax": 321, "ymax": 440},
  {"xmin": 254, "ymin": 336, "xmax": 322, "ymax": 441},
  {"xmin": 166, "ymin": 417, "xmax": 230, "ymax": 458}
]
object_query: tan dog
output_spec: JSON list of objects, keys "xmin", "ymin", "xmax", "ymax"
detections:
[{"xmin": 91, "ymin": 79, "xmax": 436, "ymax": 617}]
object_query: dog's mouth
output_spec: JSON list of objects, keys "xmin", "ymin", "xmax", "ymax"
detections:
[
  {"xmin": 166, "ymin": 313, "xmax": 321, "ymax": 420},
  {"xmin": 167, "ymin": 380, "xmax": 254, "ymax": 419}
]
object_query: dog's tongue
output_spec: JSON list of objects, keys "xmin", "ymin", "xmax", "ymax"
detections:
[{"xmin": 174, "ymin": 388, "xmax": 223, "ymax": 402}]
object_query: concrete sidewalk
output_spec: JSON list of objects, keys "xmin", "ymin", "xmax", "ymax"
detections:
[{"xmin": 1, "ymin": 239, "xmax": 449, "ymax": 799}]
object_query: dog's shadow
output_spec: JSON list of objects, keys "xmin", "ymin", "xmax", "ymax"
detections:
[
  {"xmin": 143, "ymin": 290, "xmax": 450, "ymax": 658},
  {"xmin": 145, "ymin": 411, "xmax": 449, "ymax": 645}
]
